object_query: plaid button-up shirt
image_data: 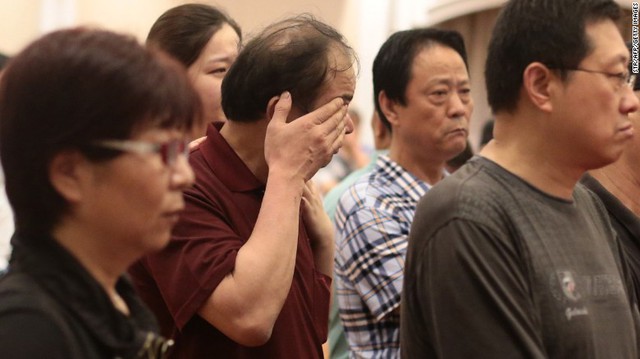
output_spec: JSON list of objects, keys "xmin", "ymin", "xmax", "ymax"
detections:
[{"xmin": 334, "ymin": 155, "xmax": 436, "ymax": 358}]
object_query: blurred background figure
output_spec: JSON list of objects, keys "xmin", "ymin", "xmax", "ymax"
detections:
[
  {"xmin": 0, "ymin": 52, "xmax": 12, "ymax": 271},
  {"xmin": 146, "ymin": 3, "xmax": 241, "ymax": 138},
  {"xmin": 0, "ymin": 53, "xmax": 8, "ymax": 69},
  {"xmin": 314, "ymin": 109, "xmax": 370, "ymax": 195},
  {"xmin": 0, "ymin": 28, "xmax": 198, "ymax": 357}
]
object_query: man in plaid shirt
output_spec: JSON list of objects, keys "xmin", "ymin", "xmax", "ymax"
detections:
[{"xmin": 334, "ymin": 28, "xmax": 474, "ymax": 358}]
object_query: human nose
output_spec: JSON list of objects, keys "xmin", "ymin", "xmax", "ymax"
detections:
[
  {"xmin": 621, "ymin": 86, "xmax": 640, "ymax": 115},
  {"xmin": 170, "ymin": 155, "xmax": 195, "ymax": 190},
  {"xmin": 344, "ymin": 108, "xmax": 355, "ymax": 135},
  {"xmin": 447, "ymin": 92, "xmax": 468, "ymax": 119}
]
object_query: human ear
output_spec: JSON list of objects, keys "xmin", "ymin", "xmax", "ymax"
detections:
[
  {"xmin": 266, "ymin": 96, "xmax": 279, "ymax": 120},
  {"xmin": 48, "ymin": 150, "xmax": 89, "ymax": 204},
  {"xmin": 523, "ymin": 62, "xmax": 554, "ymax": 113},
  {"xmin": 266, "ymin": 94, "xmax": 304, "ymax": 123},
  {"xmin": 378, "ymin": 90, "xmax": 401, "ymax": 127}
]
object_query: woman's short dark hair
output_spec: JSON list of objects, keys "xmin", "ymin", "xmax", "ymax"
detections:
[
  {"xmin": 147, "ymin": 3, "xmax": 241, "ymax": 67},
  {"xmin": 372, "ymin": 28, "xmax": 468, "ymax": 131},
  {"xmin": 221, "ymin": 14, "xmax": 358, "ymax": 122},
  {"xmin": 0, "ymin": 28, "xmax": 201, "ymax": 238},
  {"xmin": 485, "ymin": 0, "xmax": 621, "ymax": 114}
]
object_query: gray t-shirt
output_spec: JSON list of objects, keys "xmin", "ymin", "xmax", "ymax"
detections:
[{"xmin": 401, "ymin": 156, "xmax": 639, "ymax": 359}]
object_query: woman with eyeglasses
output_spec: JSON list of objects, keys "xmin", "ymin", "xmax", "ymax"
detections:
[
  {"xmin": 145, "ymin": 3, "xmax": 242, "ymax": 138},
  {"xmin": 0, "ymin": 28, "xmax": 198, "ymax": 358}
]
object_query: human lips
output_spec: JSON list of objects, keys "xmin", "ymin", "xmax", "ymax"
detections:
[
  {"xmin": 617, "ymin": 122, "xmax": 635, "ymax": 138},
  {"xmin": 163, "ymin": 208, "xmax": 184, "ymax": 224},
  {"xmin": 448, "ymin": 127, "xmax": 468, "ymax": 137}
]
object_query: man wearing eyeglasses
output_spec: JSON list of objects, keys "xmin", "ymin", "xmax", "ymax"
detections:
[
  {"xmin": 401, "ymin": 0, "xmax": 640, "ymax": 358},
  {"xmin": 581, "ymin": 41, "xmax": 640, "ymax": 306}
]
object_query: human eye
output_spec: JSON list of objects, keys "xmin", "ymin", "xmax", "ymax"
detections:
[
  {"xmin": 458, "ymin": 87, "xmax": 471, "ymax": 102},
  {"xmin": 158, "ymin": 140, "xmax": 186, "ymax": 167},
  {"xmin": 609, "ymin": 71, "xmax": 627, "ymax": 87},
  {"xmin": 459, "ymin": 87, "xmax": 471, "ymax": 96},
  {"xmin": 429, "ymin": 89, "xmax": 449, "ymax": 102},
  {"xmin": 207, "ymin": 67, "xmax": 228, "ymax": 76}
]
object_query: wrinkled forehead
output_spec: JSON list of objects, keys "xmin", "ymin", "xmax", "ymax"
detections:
[{"xmin": 411, "ymin": 44, "xmax": 470, "ymax": 80}]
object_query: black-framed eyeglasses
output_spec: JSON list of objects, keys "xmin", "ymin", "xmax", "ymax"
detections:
[
  {"xmin": 550, "ymin": 67, "xmax": 636, "ymax": 91},
  {"xmin": 92, "ymin": 138, "xmax": 189, "ymax": 167}
]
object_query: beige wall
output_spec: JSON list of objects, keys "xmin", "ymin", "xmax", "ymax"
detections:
[
  {"xmin": 0, "ymin": 0, "xmax": 350, "ymax": 55},
  {"xmin": 0, "ymin": 1, "xmax": 41, "ymax": 55}
]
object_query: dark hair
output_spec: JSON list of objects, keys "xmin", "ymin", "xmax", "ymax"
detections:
[
  {"xmin": 485, "ymin": 0, "xmax": 621, "ymax": 114},
  {"xmin": 372, "ymin": 28, "xmax": 468, "ymax": 131},
  {"xmin": 0, "ymin": 28, "xmax": 201, "ymax": 238},
  {"xmin": 0, "ymin": 53, "xmax": 9, "ymax": 69},
  {"xmin": 480, "ymin": 119, "xmax": 494, "ymax": 147},
  {"xmin": 446, "ymin": 140, "xmax": 474, "ymax": 171},
  {"xmin": 221, "ymin": 14, "xmax": 358, "ymax": 122},
  {"xmin": 147, "ymin": 3, "xmax": 241, "ymax": 67}
]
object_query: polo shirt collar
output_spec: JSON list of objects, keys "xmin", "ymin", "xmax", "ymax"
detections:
[{"xmin": 200, "ymin": 123, "xmax": 264, "ymax": 193}]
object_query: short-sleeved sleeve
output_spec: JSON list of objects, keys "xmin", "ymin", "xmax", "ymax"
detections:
[
  {"xmin": 138, "ymin": 167, "xmax": 254, "ymax": 330},
  {"xmin": 401, "ymin": 217, "xmax": 546, "ymax": 358}
]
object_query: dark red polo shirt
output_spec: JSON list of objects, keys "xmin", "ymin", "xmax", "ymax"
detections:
[{"xmin": 129, "ymin": 123, "xmax": 331, "ymax": 358}]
